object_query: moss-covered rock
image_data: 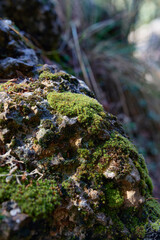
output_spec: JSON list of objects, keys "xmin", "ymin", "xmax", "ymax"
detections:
[{"xmin": 0, "ymin": 67, "xmax": 160, "ymax": 240}]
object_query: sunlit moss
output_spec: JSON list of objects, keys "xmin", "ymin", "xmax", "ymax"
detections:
[
  {"xmin": 47, "ymin": 91, "xmax": 105, "ymax": 134},
  {"xmin": 105, "ymin": 182, "xmax": 124, "ymax": 208},
  {"xmin": 39, "ymin": 71, "xmax": 70, "ymax": 81}
]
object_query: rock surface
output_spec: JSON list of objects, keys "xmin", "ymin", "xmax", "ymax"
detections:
[
  {"xmin": 0, "ymin": 0, "xmax": 61, "ymax": 50},
  {"xmin": 0, "ymin": 17, "xmax": 160, "ymax": 240},
  {"xmin": 0, "ymin": 20, "xmax": 39, "ymax": 78}
]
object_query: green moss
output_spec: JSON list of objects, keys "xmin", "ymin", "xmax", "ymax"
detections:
[
  {"xmin": 38, "ymin": 130, "xmax": 56, "ymax": 148},
  {"xmin": 39, "ymin": 71, "xmax": 56, "ymax": 81},
  {"xmin": 119, "ymin": 207, "xmax": 147, "ymax": 238},
  {"xmin": 135, "ymin": 156, "xmax": 153, "ymax": 195},
  {"xmin": 151, "ymin": 219, "xmax": 160, "ymax": 231},
  {"xmin": 77, "ymin": 148, "xmax": 90, "ymax": 159},
  {"xmin": 145, "ymin": 198, "xmax": 160, "ymax": 221},
  {"xmin": 0, "ymin": 178, "xmax": 15, "ymax": 202},
  {"xmin": 105, "ymin": 182, "xmax": 124, "ymax": 208},
  {"xmin": 0, "ymin": 82, "xmax": 29, "ymax": 94},
  {"xmin": 47, "ymin": 91, "xmax": 105, "ymax": 134},
  {"xmin": 104, "ymin": 132, "xmax": 138, "ymax": 154},
  {"xmin": 39, "ymin": 71, "xmax": 70, "ymax": 81},
  {"xmin": 104, "ymin": 132, "xmax": 153, "ymax": 194},
  {"xmin": 0, "ymin": 177, "xmax": 61, "ymax": 220},
  {"xmin": 62, "ymin": 178, "xmax": 76, "ymax": 198},
  {"xmin": 134, "ymin": 225, "xmax": 146, "ymax": 238}
]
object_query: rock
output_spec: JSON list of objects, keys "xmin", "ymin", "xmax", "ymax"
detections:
[
  {"xmin": 126, "ymin": 189, "xmax": 145, "ymax": 206},
  {"xmin": 0, "ymin": 66, "xmax": 160, "ymax": 240},
  {"xmin": 0, "ymin": 20, "xmax": 38, "ymax": 78},
  {"xmin": 0, "ymin": 16, "xmax": 160, "ymax": 240},
  {"xmin": 0, "ymin": 0, "xmax": 61, "ymax": 50},
  {"xmin": 103, "ymin": 169, "xmax": 116, "ymax": 179},
  {"xmin": 0, "ymin": 201, "xmax": 30, "ymax": 240}
]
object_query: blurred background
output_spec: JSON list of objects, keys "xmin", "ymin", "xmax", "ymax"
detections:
[
  {"xmin": 1, "ymin": 0, "xmax": 160, "ymax": 199},
  {"xmin": 53, "ymin": 0, "xmax": 160, "ymax": 200}
]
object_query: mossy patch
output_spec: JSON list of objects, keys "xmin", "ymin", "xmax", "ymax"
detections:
[
  {"xmin": 151, "ymin": 219, "xmax": 160, "ymax": 231},
  {"xmin": 0, "ymin": 177, "xmax": 61, "ymax": 220},
  {"xmin": 0, "ymin": 74, "xmax": 159, "ymax": 239},
  {"xmin": 0, "ymin": 82, "xmax": 30, "ymax": 94},
  {"xmin": 144, "ymin": 198, "xmax": 160, "ymax": 221},
  {"xmin": 104, "ymin": 132, "xmax": 153, "ymax": 195},
  {"xmin": 47, "ymin": 91, "xmax": 105, "ymax": 134},
  {"xmin": 105, "ymin": 182, "xmax": 124, "ymax": 208},
  {"xmin": 39, "ymin": 71, "xmax": 71, "ymax": 81}
]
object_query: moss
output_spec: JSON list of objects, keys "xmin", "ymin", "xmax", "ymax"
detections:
[
  {"xmin": 34, "ymin": 138, "xmax": 38, "ymax": 144},
  {"xmin": 94, "ymin": 224, "xmax": 106, "ymax": 235},
  {"xmin": 38, "ymin": 130, "xmax": 56, "ymax": 148},
  {"xmin": 77, "ymin": 148, "xmax": 90, "ymax": 159},
  {"xmin": 0, "ymin": 75, "xmax": 158, "ymax": 238},
  {"xmin": 9, "ymin": 137, "xmax": 16, "ymax": 148},
  {"xmin": 135, "ymin": 156, "xmax": 153, "ymax": 195},
  {"xmin": 0, "ymin": 178, "xmax": 15, "ymax": 202},
  {"xmin": 0, "ymin": 82, "xmax": 30, "ymax": 94},
  {"xmin": 104, "ymin": 132, "xmax": 153, "ymax": 194},
  {"xmin": 39, "ymin": 71, "xmax": 56, "ymax": 81},
  {"xmin": 134, "ymin": 225, "xmax": 146, "ymax": 238},
  {"xmin": 104, "ymin": 132, "xmax": 138, "ymax": 154},
  {"xmin": 119, "ymin": 207, "xmax": 147, "ymax": 239},
  {"xmin": 151, "ymin": 219, "xmax": 160, "ymax": 231},
  {"xmin": 40, "ymin": 119, "xmax": 56, "ymax": 130},
  {"xmin": 105, "ymin": 182, "xmax": 124, "ymax": 208},
  {"xmin": 0, "ymin": 177, "xmax": 61, "ymax": 220},
  {"xmin": 21, "ymin": 105, "xmax": 32, "ymax": 115},
  {"xmin": 145, "ymin": 198, "xmax": 160, "ymax": 221},
  {"xmin": 39, "ymin": 71, "xmax": 71, "ymax": 81},
  {"xmin": 47, "ymin": 91, "xmax": 105, "ymax": 134},
  {"xmin": 62, "ymin": 178, "xmax": 76, "ymax": 198}
]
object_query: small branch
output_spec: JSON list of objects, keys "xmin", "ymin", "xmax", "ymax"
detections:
[
  {"xmin": 0, "ymin": 169, "xmax": 43, "ymax": 180},
  {"xmin": 71, "ymin": 22, "xmax": 92, "ymax": 89}
]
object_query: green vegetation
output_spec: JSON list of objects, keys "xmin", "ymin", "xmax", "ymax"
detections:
[
  {"xmin": 0, "ymin": 82, "xmax": 29, "ymax": 93},
  {"xmin": 145, "ymin": 198, "xmax": 160, "ymax": 222},
  {"xmin": 151, "ymin": 219, "xmax": 160, "ymax": 231},
  {"xmin": 104, "ymin": 132, "xmax": 153, "ymax": 195},
  {"xmin": 56, "ymin": 0, "xmax": 160, "ymax": 187},
  {"xmin": 0, "ymin": 177, "xmax": 61, "ymax": 220},
  {"xmin": 105, "ymin": 182, "xmax": 124, "ymax": 208},
  {"xmin": 47, "ymin": 91, "xmax": 106, "ymax": 134},
  {"xmin": 39, "ymin": 71, "xmax": 71, "ymax": 81}
]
